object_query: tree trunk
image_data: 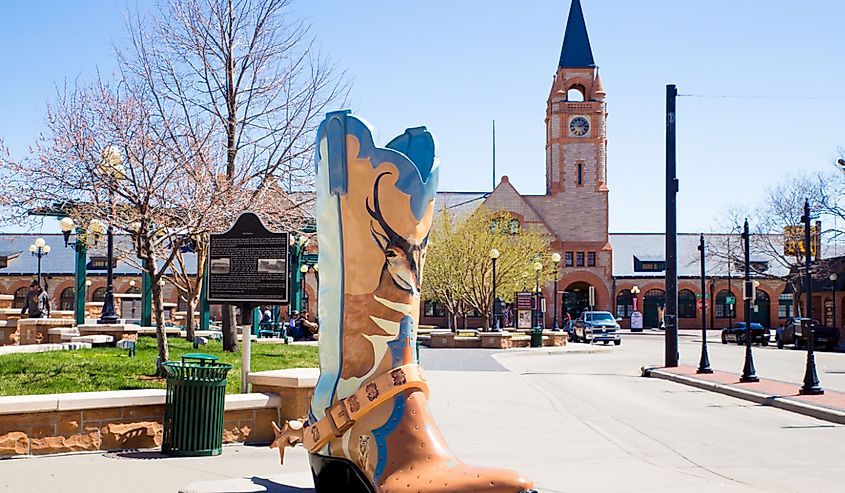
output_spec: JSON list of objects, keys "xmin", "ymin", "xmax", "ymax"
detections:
[
  {"xmin": 185, "ymin": 295, "xmax": 197, "ymax": 342},
  {"xmin": 150, "ymin": 270, "xmax": 170, "ymax": 377},
  {"xmin": 222, "ymin": 304, "xmax": 239, "ymax": 352}
]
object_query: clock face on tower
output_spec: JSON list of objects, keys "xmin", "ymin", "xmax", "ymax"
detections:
[{"xmin": 569, "ymin": 116, "xmax": 590, "ymax": 137}]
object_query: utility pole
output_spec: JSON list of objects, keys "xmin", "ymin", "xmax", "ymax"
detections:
[{"xmin": 665, "ymin": 84, "xmax": 679, "ymax": 367}]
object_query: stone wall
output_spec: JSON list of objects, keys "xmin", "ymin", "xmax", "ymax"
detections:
[{"xmin": 0, "ymin": 389, "xmax": 283, "ymax": 457}]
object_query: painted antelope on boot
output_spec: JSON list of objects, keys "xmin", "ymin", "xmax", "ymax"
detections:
[
  {"xmin": 367, "ymin": 171, "xmax": 428, "ymax": 297},
  {"xmin": 338, "ymin": 170, "xmax": 424, "ymax": 383}
]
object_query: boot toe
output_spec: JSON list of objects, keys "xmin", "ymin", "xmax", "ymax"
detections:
[{"xmin": 379, "ymin": 462, "xmax": 533, "ymax": 493}]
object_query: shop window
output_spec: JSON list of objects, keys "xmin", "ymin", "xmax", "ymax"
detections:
[
  {"xmin": 678, "ymin": 289, "xmax": 696, "ymax": 319},
  {"xmin": 424, "ymin": 300, "xmax": 446, "ymax": 317},
  {"xmin": 60, "ymin": 287, "xmax": 75, "ymax": 311},
  {"xmin": 13, "ymin": 287, "xmax": 27, "ymax": 309},
  {"xmin": 92, "ymin": 287, "xmax": 106, "ymax": 302},
  {"xmin": 716, "ymin": 289, "xmax": 735, "ymax": 318},
  {"xmin": 778, "ymin": 293, "xmax": 793, "ymax": 319},
  {"xmin": 616, "ymin": 290, "xmax": 633, "ymax": 319}
]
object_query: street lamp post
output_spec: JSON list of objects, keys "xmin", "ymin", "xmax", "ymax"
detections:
[
  {"xmin": 740, "ymin": 219, "xmax": 759, "ymax": 383},
  {"xmin": 29, "ymin": 238, "xmax": 51, "ymax": 287},
  {"xmin": 531, "ymin": 261, "xmax": 543, "ymax": 347},
  {"xmin": 697, "ymin": 234, "xmax": 713, "ymax": 374},
  {"xmin": 551, "ymin": 252, "xmax": 561, "ymax": 330},
  {"xmin": 800, "ymin": 199, "xmax": 823, "ymax": 395},
  {"xmin": 98, "ymin": 146, "xmax": 125, "ymax": 325},
  {"xmin": 489, "ymin": 248, "xmax": 500, "ymax": 332},
  {"xmin": 300, "ymin": 264, "xmax": 309, "ymax": 313},
  {"xmin": 830, "ymin": 273, "xmax": 838, "ymax": 334}
]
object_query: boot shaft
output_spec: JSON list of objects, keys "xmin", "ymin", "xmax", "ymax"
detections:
[{"xmin": 312, "ymin": 112, "xmax": 438, "ymax": 420}]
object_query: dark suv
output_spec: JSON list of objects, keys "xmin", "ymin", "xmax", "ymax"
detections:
[
  {"xmin": 721, "ymin": 322, "xmax": 770, "ymax": 346},
  {"xmin": 777, "ymin": 318, "xmax": 840, "ymax": 351},
  {"xmin": 573, "ymin": 311, "xmax": 621, "ymax": 345}
]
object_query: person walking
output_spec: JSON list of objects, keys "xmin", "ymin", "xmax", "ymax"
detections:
[{"xmin": 21, "ymin": 280, "xmax": 50, "ymax": 319}]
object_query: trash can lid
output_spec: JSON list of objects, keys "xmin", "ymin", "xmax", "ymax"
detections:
[{"xmin": 181, "ymin": 353, "xmax": 220, "ymax": 365}]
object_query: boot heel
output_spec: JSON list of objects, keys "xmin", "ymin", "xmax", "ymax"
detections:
[{"xmin": 309, "ymin": 453, "xmax": 376, "ymax": 493}]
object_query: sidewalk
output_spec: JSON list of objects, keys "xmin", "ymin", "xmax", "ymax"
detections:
[{"xmin": 644, "ymin": 364, "xmax": 845, "ymax": 425}]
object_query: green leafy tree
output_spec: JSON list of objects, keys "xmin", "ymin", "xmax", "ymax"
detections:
[{"xmin": 423, "ymin": 207, "xmax": 555, "ymax": 330}]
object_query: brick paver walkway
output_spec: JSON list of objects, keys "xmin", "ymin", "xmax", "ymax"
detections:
[{"xmin": 660, "ymin": 364, "xmax": 845, "ymax": 414}]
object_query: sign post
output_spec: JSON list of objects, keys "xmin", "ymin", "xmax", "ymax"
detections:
[{"xmin": 209, "ymin": 213, "xmax": 289, "ymax": 392}]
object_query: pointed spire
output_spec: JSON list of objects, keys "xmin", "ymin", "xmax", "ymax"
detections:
[
  {"xmin": 558, "ymin": 0, "xmax": 595, "ymax": 68},
  {"xmin": 593, "ymin": 69, "xmax": 606, "ymax": 100}
]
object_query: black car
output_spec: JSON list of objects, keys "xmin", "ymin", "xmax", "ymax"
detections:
[
  {"xmin": 721, "ymin": 322, "xmax": 770, "ymax": 346},
  {"xmin": 776, "ymin": 317, "xmax": 840, "ymax": 351}
]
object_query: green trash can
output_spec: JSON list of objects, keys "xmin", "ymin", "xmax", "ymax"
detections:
[
  {"xmin": 162, "ymin": 354, "xmax": 232, "ymax": 456},
  {"xmin": 530, "ymin": 327, "xmax": 543, "ymax": 348}
]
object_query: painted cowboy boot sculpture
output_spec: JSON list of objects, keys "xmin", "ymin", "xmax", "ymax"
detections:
[{"xmin": 272, "ymin": 111, "xmax": 536, "ymax": 493}]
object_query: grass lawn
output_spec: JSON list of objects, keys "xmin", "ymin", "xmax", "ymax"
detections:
[{"xmin": 0, "ymin": 337, "xmax": 319, "ymax": 396}]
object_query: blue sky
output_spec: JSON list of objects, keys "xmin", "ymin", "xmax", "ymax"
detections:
[{"xmin": 1, "ymin": 1, "xmax": 844, "ymax": 234}]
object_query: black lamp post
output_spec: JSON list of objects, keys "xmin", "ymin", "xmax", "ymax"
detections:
[
  {"xmin": 800, "ymin": 199, "xmax": 823, "ymax": 395},
  {"xmin": 551, "ymin": 252, "xmax": 561, "ymax": 330},
  {"xmin": 740, "ymin": 219, "xmax": 759, "ymax": 383},
  {"xmin": 98, "ymin": 146, "xmax": 124, "ymax": 325},
  {"xmin": 28, "ymin": 238, "xmax": 50, "ymax": 288},
  {"xmin": 490, "ymin": 248, "xmax": 500, "ymax": 331},
  {"xmin": 533, "ymin": 261, "xmax": 542, "ymax": 328},
  {"xmin": 697, "ymin": 234, "xmax": 712, "ymax": 373}
]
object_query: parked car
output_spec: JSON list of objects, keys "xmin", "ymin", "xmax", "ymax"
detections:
[
  {"xmin": 776, "ymin": 317, "xmax": 840, "ymax": 351},
  {"xmin": 573, "ymin": 311, "xmax": 621, "ymax": 345},
  {"xmin": 721, "ymin": 322, "xmax": 770, "ymax": 346}
]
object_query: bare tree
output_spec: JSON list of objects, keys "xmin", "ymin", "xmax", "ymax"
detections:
[
  {"xmin": 0, "ymin": 77, "xmax": 248, "ymax": 371},
  {"xmin": 709, "ymin": 174, "xmax": 833, "ymax": 317},
  {"xmin": 121, "ymin": 0, "xmax": 348, "ymax": 351}
]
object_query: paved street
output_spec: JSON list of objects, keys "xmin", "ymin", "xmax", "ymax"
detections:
[
  {"xmin": 4, "ymin": 337, "xmax": 845, "ymax": 492},
  {"xmin": 497, "ymin": 333, "xmax": 845, "ymax": 492}
]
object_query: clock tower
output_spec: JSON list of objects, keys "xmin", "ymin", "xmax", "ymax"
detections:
[{"xmin": 545, "ymin": 0, "xmax": 608, "ymax": 243}]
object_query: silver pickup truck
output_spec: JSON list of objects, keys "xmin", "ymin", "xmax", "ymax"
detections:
[{"xmin": 573, "ymin": 311, "xmax": 622, "ymax": 345}]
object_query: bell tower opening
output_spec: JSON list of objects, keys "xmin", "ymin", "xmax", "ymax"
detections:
[{"xmin": 567, "ymin": 86, "xmax": 585, "ymax": 102}]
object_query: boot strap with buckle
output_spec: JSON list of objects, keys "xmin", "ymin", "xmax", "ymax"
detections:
[{"xmin": 271, "ymin": 362, "xmax": 429, "ymax": 462}]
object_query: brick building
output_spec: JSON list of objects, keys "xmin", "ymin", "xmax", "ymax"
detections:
[{"xmin": 420, "ymin": 0, "xmax": 822, "ymax": 334}]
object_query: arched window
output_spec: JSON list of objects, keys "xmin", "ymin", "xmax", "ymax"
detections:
[
  {"xmin": 60, "ymin": 287, "xmax": 75, "ymax": 311},
  {"xmin": 492, "ymin": 217, "xmax": 520, "ymax": 235},
  {"xmin": 716, "ymin": 290, "xmax": 735, "ymax": 318},
  {"xmin": 567, "ymin": 86, "xmax": 585, "ymax": 102},
  {"xmin": 678, "ymin": 289, "xmax": 696, "ymax": 319},
  {"xmin": 92, "ymin": 287, "xmax": 106, "ymax": 303},
  {"xmin": 616, "ymin": 290, "xmax": 633, "ymax": 319},
  {"xmin": 13, "ymin": 287, "xmax": 28, "ymax": 309},
  {"xmin": 177, "ymin": 296, "xmax": 189, "ymax": 312}
]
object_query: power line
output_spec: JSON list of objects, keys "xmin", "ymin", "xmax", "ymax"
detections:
[{"xmin": 679, "ymin": 93, "xmax": 845, "ymax": 101}]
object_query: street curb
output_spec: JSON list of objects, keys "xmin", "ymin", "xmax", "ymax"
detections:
[
  {"xmin": 641, "ymin": 367, "xmax": 845, "ymax": 425},
  {"xmin": 493, "ymin": 345, "xmax": 611, "ymax": 360}
]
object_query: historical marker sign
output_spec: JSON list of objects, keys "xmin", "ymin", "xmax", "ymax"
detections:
[{"xmin": 208, "ymin": 212, "xmax": 289, "ymax": 304}]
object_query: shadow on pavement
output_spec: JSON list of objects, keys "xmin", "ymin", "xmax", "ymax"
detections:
[{"xmin": 245, "ymin": 477, "xmax": 314, "ymax": 492}]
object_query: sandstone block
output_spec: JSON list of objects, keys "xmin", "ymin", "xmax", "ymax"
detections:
[
  {"xmin": 0, "ymin": 431, "xmax": 28, "ymax": 456},
  {"xmin": 100, "ymin": 421, "xmax": 161, "ymax": 450}
]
